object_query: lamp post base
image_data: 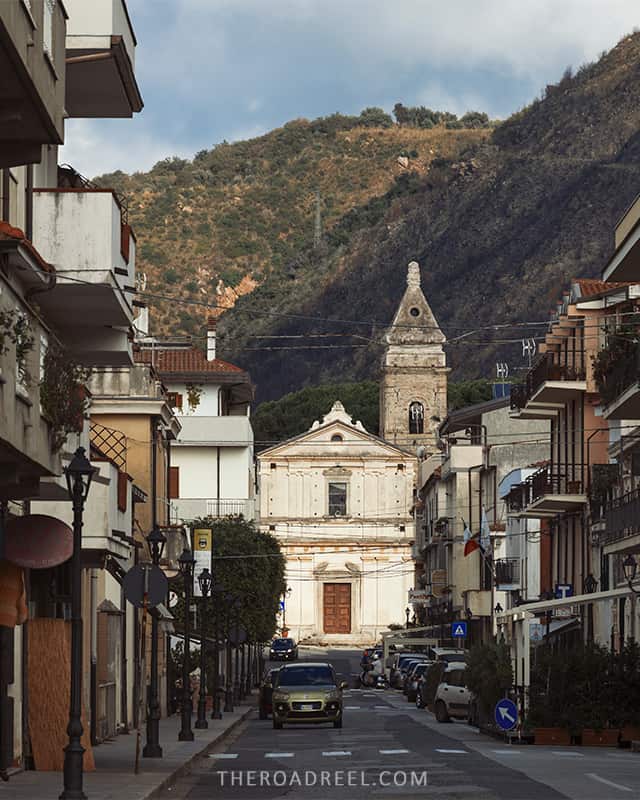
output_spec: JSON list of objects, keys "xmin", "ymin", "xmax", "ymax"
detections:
[
  {"xmin": 142, "ymin": 742, "xmax": 163, "ymax": 758},
  {"xmin": 224, "ymin": 688, "xmax": 234, "ymax": 712},
  {"xmin": 178, "ymin": 730, "xmax": 195, "ymax": 742}
]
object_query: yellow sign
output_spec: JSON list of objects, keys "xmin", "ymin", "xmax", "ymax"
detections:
[{"xmin": 194, "ymin": 529, "xmax": 212, "ymax": 551}]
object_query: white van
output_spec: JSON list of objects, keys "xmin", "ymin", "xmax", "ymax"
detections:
[{"xmin": 433, "ymin": 662, "xmax": 471, "ymax": 722}]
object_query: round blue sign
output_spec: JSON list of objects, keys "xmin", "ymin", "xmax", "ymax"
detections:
[{"xmin": 494, "ymin": 698, "xmax": 518, "ymax": 731}]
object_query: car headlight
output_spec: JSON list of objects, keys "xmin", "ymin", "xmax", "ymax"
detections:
[
  {"xmin": 324, "ymin": 690, "xmax": 340, "ymax": 701},
  {"xmin": 273, "ymin": 691, "xmax": 290, "ymax": 701}
]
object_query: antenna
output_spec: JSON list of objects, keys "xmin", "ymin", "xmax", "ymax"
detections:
[
  {"xmin": 496, "ymin": 362, "xmax": 509, "ymax": 380},
  {"xmin": 313, "ymin": 189, "xmax": 322, "ymax": 249},
  {"xmin": 522, "ymin": 338, "xmax": 537, "ymax": 368}
]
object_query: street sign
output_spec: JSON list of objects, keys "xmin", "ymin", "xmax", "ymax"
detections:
[
  {"xmin": 451, "ymin": 621, "xmax": 467, "ymax": 638},
  {"xmin": 408, "ymin": 589, "xmax": 430, "ymax": 604},
  {"xmin": 555, "ymin": 583, "xmax": 573, "ymax": 599},
  {"xmin": 123, "ymin": 564, "xmax": 168, "ymax": 608},
  {"xmin": 529, "ymin": 623, "xmax": 544, "ymax": 642},
  {"xmin": 495, "ymin": 698, "xmax": 518, "ymax": 731},
  {"xmin": 193, "ymin": 528, "xmax": 212, "ymax": 597},
  {"xmin": 279, "ymin": 599, "xmax": 285, "ymax": 611}
]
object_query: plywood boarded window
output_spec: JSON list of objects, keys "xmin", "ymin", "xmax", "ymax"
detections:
[{"xmin": 169, "ymin": 466, "xmax": 180, "ymax": 499}]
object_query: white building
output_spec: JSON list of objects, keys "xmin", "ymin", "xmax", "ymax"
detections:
[
  {"xmin": 257, "ymin": 402, "xmax": 416, "ymax": 643},
  {"xmin": 139, "ymin": 318, "xmax": 255, "ymax": 523}
]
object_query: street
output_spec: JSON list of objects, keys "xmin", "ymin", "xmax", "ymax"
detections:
[{"xmin": 157, "ymin": 647, "xmax": 640, "ymax": 800}]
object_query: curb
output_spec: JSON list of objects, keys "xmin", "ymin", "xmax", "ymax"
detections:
[{"xmin": 146, "ymin": 707, "xmax": 254, "ymax": 800}]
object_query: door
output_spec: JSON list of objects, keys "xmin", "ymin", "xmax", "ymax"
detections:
[{"xmin": 323, "ymin": 583, "xmax": 351, "ymax": 634}]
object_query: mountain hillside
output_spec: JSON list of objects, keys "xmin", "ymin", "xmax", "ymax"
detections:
[
  {"xmin": 98, "ymin": 109, "xmax": 489, "ymax": 338},
  {"xmin": 218, "ymin": 32, "xmax": 640, "ymax": 400}
]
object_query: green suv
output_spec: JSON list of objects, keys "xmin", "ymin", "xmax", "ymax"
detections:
[{"xmin": 272, "ymin": 662, "xmax": 347, "ymax": 729}]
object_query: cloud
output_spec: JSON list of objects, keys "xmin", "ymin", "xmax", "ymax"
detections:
[{"xmin": 68, "ymin": 0, "xmax": 639, "ymax": 175}]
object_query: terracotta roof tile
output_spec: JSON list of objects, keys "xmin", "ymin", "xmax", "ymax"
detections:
[
  {"xmin": 0, "ymin": 221, "xmax": 54, "ymax": 274},
  {"xmin": 574, "ymin": 278, "xmax": 634, "ymax": 297},
  {"xmin": 135, "ymin": 347, "xmax": 245, "ymax": 376}
]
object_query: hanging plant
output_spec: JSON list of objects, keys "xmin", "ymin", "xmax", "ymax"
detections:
[
  {"xmin": 40, "ymin": 341, "xmax": 92, "ymax": 452},
  {"xmin": 186, "ymin": 382, "xmax": 202, "ymax": 410},
  {"xmin": 0, "ymin": 309, "xmax": 35, "ymax": 384}
]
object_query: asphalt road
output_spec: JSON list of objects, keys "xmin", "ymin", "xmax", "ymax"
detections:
[{"xmin": 160, "ymin": 647, "xmax": 640, "ymax": 800}]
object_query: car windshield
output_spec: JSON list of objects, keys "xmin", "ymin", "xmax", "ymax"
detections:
[
  {"xmin": 276, "ymin": 666, "xmax": 335, "ymax": 686},
  {"xmin": 413, "ymin": 663, "xmax": 428, "ymax": 676},
  {"xmin": 272, "ymin": 639, "xmax": 294, "ymax": 649}
]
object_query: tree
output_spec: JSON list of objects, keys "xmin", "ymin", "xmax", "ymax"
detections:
[
  {"xmin": 358, "ymin": 107, "xmax": 394, "ymax": 128},
  {"xmin": 393, "ymin": 102, "xmax": 410, "ymax": 125},
  {"xmin": 448, "ymin": 379, "xmax": 493, "ymax": 410},
  {"xmin": 460, "ymin": 111, "xmax": 490, "ymax": 129}
]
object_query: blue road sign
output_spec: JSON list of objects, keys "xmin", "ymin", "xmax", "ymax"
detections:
[
  {"xmin": 451, "ymin": 621, "xmax": 467, "ymax": 638},
  {"xmin": 279, "ymin": 599, "xmax": 285, "ymax": 611},
  {"xmin": 555, "ymin": 583, "xmax": 573, "ymax": 599},
  {"xmin": 495, "ymin": 698, "xmax": 518, "ymax": 731}
]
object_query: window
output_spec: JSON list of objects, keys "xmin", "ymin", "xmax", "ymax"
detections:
[
  {"xmin": 117, "ymin": 471, "xmax": 128, "ymax": 512},
  {"xmin": 43, "ymin": 0, "xmax": 55, "ymax": 56},
  {"xmin": 328, "ymin": 482, "xmax": 347, "ymax": 516},
  {"xmin": 167, "ymin": 392, "xmax": 183, "ymax": 410},
  {"xmin": 409, "ymin": 401, "xmax": 424, "ymax": 434},
  {"xmin": 331, "ymin": 433, "xmax": 343, "ymax": 442},
  {"xmin": 169, "ymin": 466, "xmax": 180, "ymax": 499}
]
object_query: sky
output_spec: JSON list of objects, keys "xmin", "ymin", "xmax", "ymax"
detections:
[{"xmin": 60, "ymin": 0, "xmax": 640, "ymax": 178}]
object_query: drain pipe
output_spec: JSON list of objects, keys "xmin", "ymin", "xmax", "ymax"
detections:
[{"xmin": 90, "ymin": 568, "xmax": 98, "ymax": 745}]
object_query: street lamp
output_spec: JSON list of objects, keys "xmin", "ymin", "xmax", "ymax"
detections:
[
  {"xmin": 494, "ymin": 602, "xmax": 504, "ymax": 614},
  {"xmin": 623, "ymin": 555, "xmax": 638, "ymax": 591},
  {"xmin": 584, "ymin": 574, "xmax": 598, "ymax": 594},
  {"xmin": 60, "ymin": 447, "xmax": 95, "ymax": 800},
  {"xmin": 281, "ymin": 586, "xmax": 292, "ymax": 633},
  {"xmin": 143, "ymin": 526, "xmax": 166, "ymax": 758},
  {"xmin": 195, "ymin": 568, "xmax": 212, "ymax": 729},
  {"xmin": 405, "ymin": 607, "xmax": 410, "ymax": 628},
  {"xmin": 178, "ymin": 547, "xmax": 196, "ymax": 741}
]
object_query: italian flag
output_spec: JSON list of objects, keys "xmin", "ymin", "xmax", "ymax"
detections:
[{"xmin": 463, "ymin": 520, "xmax": 481, "ymax": 557}]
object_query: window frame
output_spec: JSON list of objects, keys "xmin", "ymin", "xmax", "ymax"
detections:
[{"xmin": 328, "ymin": 481, "xmax": 348, "ymax": 517}]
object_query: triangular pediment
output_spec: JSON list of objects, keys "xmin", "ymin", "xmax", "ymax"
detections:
[{"xmin": 385, "ymin": 261, "xmax": 445, "ymax": 346}]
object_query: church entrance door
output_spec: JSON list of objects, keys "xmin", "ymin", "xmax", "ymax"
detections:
[{"xmin": 323, "ymin": 583, "xmax": 351, "ymax": 633}]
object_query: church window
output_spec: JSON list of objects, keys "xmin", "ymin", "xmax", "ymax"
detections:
[
  {"xmin": 328, "ymin": 482, "xmax": 347, "ymax": 516},
  {"xmin": 409, "ymin": 402, "xmax": 424, "ymax": 434},
  {"xmin": 331, "ymin": 433, "xmax": 343, "ymax": 442},
  {"xmin": 409, "ymin": 307, "xmax": 420, "ymax": 317}
]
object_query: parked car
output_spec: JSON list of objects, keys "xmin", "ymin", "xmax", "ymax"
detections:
[
  {"xmin": 258, "ymin": 667, "xmax": 281, "ymax": 719},
  {"xmin": 433, "ymin": 662, "xmax": 471, "ymax": 722},
  {"xmin": 389, "ymin": 652, "xmax": 429, "ymax": 689},
  {"xmin": 401, "ymin": 659, "xmax": 429, "ymax": 693},
  {"xmin": 415, "ymin": 661, "xmax": 446, "ymax": 709},
  {"xmin": 406, "ymin": 661, "xmax": 431, "ymax": 702},
  {"xmin": 271, "ymin": 662, "xmax": 348, "ymax": 729},
  {"xmin": 269, "ymin": 637, "xmax": 298, "ymax": 661},
  {"xmin": 428, "ymin": 647, "xmax": 466, "ymax": 664}
]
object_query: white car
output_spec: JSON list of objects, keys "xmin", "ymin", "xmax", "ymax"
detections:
[{"xmin": 433, "ymin": 662, "xmax": 471, "ymax": 722}]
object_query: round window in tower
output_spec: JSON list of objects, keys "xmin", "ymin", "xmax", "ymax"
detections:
[
  {"xmin": 409, "ymin": 307, "xmax": 420, "ymax": 317},
  {"xmin": 331, "ymin": 433, "xmax": 343, "ymax": 442}
]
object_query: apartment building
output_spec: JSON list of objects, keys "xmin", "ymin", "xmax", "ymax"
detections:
[
  {"xmin": 0, "ymin": 0, "xmax": 146, "ymax": 773},
  {"xmin": 138, "ymin": 318, "xmax": 255, "ymax": 525}
]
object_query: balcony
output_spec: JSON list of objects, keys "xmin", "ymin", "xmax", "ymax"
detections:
[
  {"xmin": 171, "ymin": 498, "xmax": 255, "ymax": 523},
  {"xmin": 31, "ymin": 188, "xmax": 136, "ymax": 365},
  {"xmin": 64, "ymin": 0, "xmax": 143, "ymax": 118},
  {"xmin": 513, "ymin": 464, "xmax": 587, "ymax": 518},
  {"xmin": 512, "ymin": 353, "xmax": 586, "ymax": 415},
  {"xmin": 440, "ymin": 444, "xmax": 485, "ymax": 478},
  {"xmin": 601, "ymin": 489, "xmax": 640, "ymax": 548},
  {"xmin": 494, "ymin": 558, "xmax": 521, "ymax": 590},
  {"xmin": 0, "ymin": 1, "xmax": 66, "ymax": 166},
  {"xmin": 603, "ymin": 193, "xmax": 640, "ymax": 282},
  {"xmin": 175, "ymin": 415, "xmax": 253, "ymax": 446},
  {"xmin": 595, "ymin": 339, "xmax": 640, "ymax": 420}
]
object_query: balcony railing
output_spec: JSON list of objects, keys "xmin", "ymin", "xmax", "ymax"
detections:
[
  {"xmin": 494, "ymin": 558, "xmax": 521, "ymax": 588},
  {"xmin": 171, "ymin": 498, "xmax": 255, "ymax": 523},
  {"xmin": 507, "ymin": 464, "xmax": 587, "ymax": 516},
  {"xmin": 594, "ymin": 338, "xmax": 640, "ymax": 407},
  {"xmin": 602, "ymin": 489, "xmax": 640, "ymax": 545},
  {"xmin": 511, "ymin": 352, "xmax": 586, "ymax": 409}
]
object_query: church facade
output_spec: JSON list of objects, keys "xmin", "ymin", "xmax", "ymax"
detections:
[{"xmin": 257, "ymin": 262, "xmax": 447, "ymax": 642}]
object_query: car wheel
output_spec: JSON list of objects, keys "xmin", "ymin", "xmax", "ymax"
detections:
[
  {"xmin": 435, "ymin": 700, "xmax": 450, "ymax": 723},
  {"xmin": 333, "ymin": 718, "xmax": 343, "ymax": 729},
  {"xmin": 273, "ymin": 718, "xmax": 283, "ymax": 729},
  {"xmin": 259, "ymin": 706, "xmax": 267, "ymax": 720}
]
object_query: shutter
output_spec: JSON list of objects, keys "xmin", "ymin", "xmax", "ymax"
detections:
[
  {"xmin": 117, "ymin": 471, "xmax": 127, "ymax": 512},
  {"xmin": 169, "ymin": 466, "xmax": 180, "ymax": 499}
]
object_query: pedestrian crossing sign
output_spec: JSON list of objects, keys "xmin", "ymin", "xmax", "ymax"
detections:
[{"xmin": 451, "ymin": 621, "xmax": 467, "ymax": 638}]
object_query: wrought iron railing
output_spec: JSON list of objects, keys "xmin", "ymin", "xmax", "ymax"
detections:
[
  {"xmin": 494, "ymin": 558, "xmax": 521, "ymax": 587},
  {"xmin": 511, "ymin": 352, "xmax": 586, "ymax": 409},
  {"xmin": 594, "ymin": 338, "xmax": 640, "ymax": 407},
  {"xmin": 507, "ymin": 464, "xmax": 587, "ymax": 511},
  {"xmin": 602, "ymin": 488, "xmax": 640, "ymax": 544}
]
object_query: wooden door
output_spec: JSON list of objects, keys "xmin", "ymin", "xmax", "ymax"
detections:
[{"xmin": 323, "ymin": 583, "xmax": 351, "ymax": 633}]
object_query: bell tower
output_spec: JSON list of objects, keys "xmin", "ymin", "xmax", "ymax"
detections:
[{"xmin": 379, "ymin": 261, "xmax": 448, "ymax": 453}]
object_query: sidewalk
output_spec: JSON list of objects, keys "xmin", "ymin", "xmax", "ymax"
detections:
[{"xmin": 0, "ymin": 705, "xmax": 253, "ymax": 800}]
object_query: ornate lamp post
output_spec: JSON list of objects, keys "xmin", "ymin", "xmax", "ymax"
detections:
[
  {"xmin": 195, "ymin": 568, "xmax": 212, "ymax": 729},
  {"xmin": 623, "ymin": 555, "xmax": 639, "ymax": 642},
  {"xmin": 60, "ymin": 447, "xmax": 95, "ymax": 800},
  {"xmin": 178, "ymin": 547, "xmax": 195, "ymax": 741},
  {"xmin": 143, "ymin": 526, "xmax": 166, "ymax": 758},
  {"xmin": 405, "ymin": 606, "xmax": 410, "ymax": 628},
  {"xmin": 210, "ymin": 586, "xmax": 223, "ymax": 720}
]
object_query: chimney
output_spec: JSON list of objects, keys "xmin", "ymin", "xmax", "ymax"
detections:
[{"xmin": 207, "ymin": 316, "xmax": 217, "ymax": 361}]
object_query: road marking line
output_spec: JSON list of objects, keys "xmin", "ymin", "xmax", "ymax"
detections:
[
  {"xmin": 586, "ymin": 773, "xmax": 632, "ymax": 792},
  {"xmin": 492, "ymin": 750, "xmax": 522, "ymax": 755},
  {"xmin": 322, "ymin": 751, "xmax": 352, "ymax": 757},
  {"xmin": 208, "ymin": 753, "xmax": 238, "ymax": 759},
  {"xmin": 374, "ymin": 705, "xmax": 389, "ymax": 709},
  {"xmin": 435, "ymin": 749, "xmax": 467, "ymax": 754},
  {"xmin": 552, "ymin": 751, "xmax": 584, "ymax": 757},
  {"xmin": 379, "ymin": 749, "xmax": 410, "ymax": 755},
  {"xmin": 265, "ymin": 752, "xmax": 294, "ymax": 758},
  {"xmin": 344, "ymin": 706, "xmax": 361, "ymax": 710}
]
